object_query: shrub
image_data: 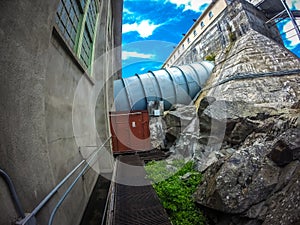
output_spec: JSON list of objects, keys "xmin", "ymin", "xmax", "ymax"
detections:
[{"xmin": 145, "ymin": 160, "xmax": 205, "ymax": 225}]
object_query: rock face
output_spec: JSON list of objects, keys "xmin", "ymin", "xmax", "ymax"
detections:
[
  {"xmin": 165, "ymin": 104, "xmax": 199, "ymax": 158},
  {"xmin": 164, "ymin": 104, "xmax": 197, "ymax": 139},
  {"xmin": 194, "ymin": 98, "xmax": 300, "ymax": 224},
  {"xmin": 154, "ymin": 23, "xmax": 300, "ymax": 224},
  {"xmin": 149, "ymin": 116, "xmax": 166, "ymax": 149},
  {"xmin": 192, "ymin": 27, "xmax": 300, "ymax": 225}
]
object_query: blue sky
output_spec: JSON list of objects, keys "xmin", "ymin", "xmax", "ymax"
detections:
[
  {"xmin": 277, "ymin": 0, "xmax": 300, "ymax": 57},
  {"xmin": 122, "ymin": 0, "xmax": 300, "ymax": 78}
]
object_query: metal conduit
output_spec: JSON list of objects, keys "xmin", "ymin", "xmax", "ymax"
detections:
[
  {"xmin": 100, "ymin": 160, "xmax": 117, "ymax": 225},
  {"xmin": 16, "ymin": 137, "xmax": 111, "ymax": 225},
  {"xmin": 0, "ymin": 169, "xmax": 25, "ymax": 219},
  {"xmin": 16, "ymin": 161, "xmax": 86, "ymax": 225},
  {"xmin": 48, "ymin": 137, "xmax": 111, "ymax": 225},
  {"xmin": 114, "ymin": 61, "xmax": 214, "ymax": 111}
]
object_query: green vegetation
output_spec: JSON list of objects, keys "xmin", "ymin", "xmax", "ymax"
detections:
[
  {"xmin": 145, "ymin": 160, "xmax": 205, "ymax": 225},
  {"xmin": 205, "ymin": 53, "xmax": 216, "ymax": 62}
]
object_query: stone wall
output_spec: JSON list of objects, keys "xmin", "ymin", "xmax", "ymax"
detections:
[
  {"xmin": 155, "ymin": 1, "xmax": 300, "ymax": 223},
  {"xmin": 0, "ymin": 0, "xmax": 123, "ymax": 225},
  {"xmin": 191, "ymin": 16, "xmax": 300, "ymax": 225},
  {"xmin": 159, "ymin": 5, "xmax": 300, "ymax": 222},
  {"xmin": 170, "ymin": 0, "xmax": 282, "ymax": 66}
]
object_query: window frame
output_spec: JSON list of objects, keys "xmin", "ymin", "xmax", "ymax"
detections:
[
  {"xmin": 200, "ymin": 21, "xmax": 205, "ymax": 28},
  {"xmin": 54, "ymin": 0, "xmax": 100, "ymax": 76}
]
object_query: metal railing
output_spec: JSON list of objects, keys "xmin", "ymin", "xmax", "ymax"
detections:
[
  {"xmin": 16, "ymin": 137, "xmax": 111, "ymax": 225},
  {"xmin": 0, "ymin": 169, "xmax": 26, "ymax": 219},
  {"xmin": 100, "ymin": 160, "xmax": 117, "ymax": 225}
]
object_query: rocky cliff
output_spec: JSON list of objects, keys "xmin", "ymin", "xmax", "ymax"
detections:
[
  {"xmin": 157, "ymin": 28, "xmax": 300, "ymax": 224},
  {"xmin": 191, "ymin": 29, "xmax": 300, "ymax": 224}
]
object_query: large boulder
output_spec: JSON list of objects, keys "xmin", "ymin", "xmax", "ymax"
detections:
[
  {"xmin": 194, "ymin": 103, "xmax": 300, "ymax": 224},
  {"xmin": 149, "ymin": 116, "xmax": 166, "ymax": 149},
  {"xmin": 164, "ymin": 104, "xmax": 197, "ymax": 139},
  {"xmin": 164, "ymin": 29, "xmax": 300, "ymax": 224},
  {"xmin": 164, "ymin": 104, "xmax": 199, "ymax": 158},
  {"xmin": 195, "ymin": 97, "xmax": 297, "ymax": 171}
]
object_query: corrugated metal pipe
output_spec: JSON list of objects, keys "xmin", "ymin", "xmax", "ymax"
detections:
[{"xmin": 114, "ymin": 61, "xmax": 214, "ymax": 112}]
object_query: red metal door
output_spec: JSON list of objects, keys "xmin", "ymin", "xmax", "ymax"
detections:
[{"xmin": 109, "ymin": 111, "xmax": 150, "ymax": 154}]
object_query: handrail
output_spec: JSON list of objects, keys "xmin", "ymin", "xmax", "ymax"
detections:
[
  {"xmin": 100, "ymin": 160, "xmax": 117, "ymax": 225},
  {"xmin": 48, "ymin": 137, "xmax": 111, "ymax": 225},
  {"xmin": 0, "ymin": 168, "xmax": 25, "ymax": 219},
  {"xmin": 16, "ymin": 161, "xmax": 85, "ymax": 225},
  {"xmin": 16, "ymin": 137, "xmax": 111, "ymax": 225}
]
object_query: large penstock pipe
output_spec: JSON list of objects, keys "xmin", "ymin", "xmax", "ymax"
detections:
[{"xmin": 114, "ymin": 61, "xmax": 214, "ymax": 112}]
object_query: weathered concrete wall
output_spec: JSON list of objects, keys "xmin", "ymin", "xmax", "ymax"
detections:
[
  {"xmin": 0, "ymin": 1, "xmax": 56, "ymax": 224},
  {"xmin": 0, "ymin": 0, "xmax": 122, "ymax": 224}
]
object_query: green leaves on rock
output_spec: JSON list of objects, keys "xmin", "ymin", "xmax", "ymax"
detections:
[{"xmin": 145, "ymin": 160, "xmax": 206, "ymax": 225}]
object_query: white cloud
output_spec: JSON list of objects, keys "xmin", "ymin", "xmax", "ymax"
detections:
[
  {"xmin": 283, "ymin": 20, "xmax": 300, "ymax": 47},
  {"xmin": 122, "ymin": 51, "xmax": 155, "ymax": 60},
  {"xmin": 166, "ymin": 0, "xmax": 212, "ymax": 12},
  {"xmin": 123, "ymin": 7, "xmax": 134, "ymax": 15},
  {"xmin": 287, "ymin": 0, "xmax": 300, "ymax": 9},
  {"xmin": 122, "ymin": 20, "xmax": 161, "ymax": 38}
]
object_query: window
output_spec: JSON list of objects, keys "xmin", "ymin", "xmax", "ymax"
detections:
[
  {"xmin": 55, "ymin": 0, "xmax": 99, "ymax": 71},
  {"xmin": 193, "ymin": 30, "xmax": 197, "ymax": 36},
  {"xmin": 187, "ymin": 37, "xmax": 190, "ymax": 44},
  {"xmin": 200, "ymin": 21, "xmax": 205, "ymax": 28},
  {"xmin": 182, "ymin": 44, "xmax": 185, "ymax": 49},
  {"xmin": 80, "ymin": 0, "xmax": 98, "ymax": 67},
  {"xmin": 209, "ymin": 11, "xmax": 213, "ymax": 19},
  {"xmin": 55, "ymin": 0, "xmax": 82, "ymax": 49}
]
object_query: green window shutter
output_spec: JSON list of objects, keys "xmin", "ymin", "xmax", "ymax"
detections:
[
  {"xmin": 55, "ymin": 0, "xmax": 99, "ymax": 75},
  {"xmin": 55, "ymin": 0, "xmax": 82, "ymax": 49}
]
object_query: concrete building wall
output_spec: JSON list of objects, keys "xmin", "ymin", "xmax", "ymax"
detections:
[
  {"xmin": 164, "ymin": 0, "xmax": 283, "ymax": 67},
  {"xmin": 0, "ymin": 0, "xmax": 122, "ymax": 225},
  {"xmin": 164, "ymin": 0, "xmax": 228, "ymax": 67}
]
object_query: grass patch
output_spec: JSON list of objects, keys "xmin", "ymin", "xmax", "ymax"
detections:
[{"xmin": 145, "ymin": 160, "xmax": 205, "ymax": 225}]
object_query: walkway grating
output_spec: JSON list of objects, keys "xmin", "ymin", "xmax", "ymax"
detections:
[{"xmin": 112, "ymin": 155, "xmax": 171, "ymax": 225}]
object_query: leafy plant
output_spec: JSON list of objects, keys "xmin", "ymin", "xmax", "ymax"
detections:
[
  {"xmin": 205, "ymin": 53, "xmax": 216, "ymax": 62},
  {"xmin": 145, "ymin": 160, "xmax": 205, "ymax": 225}
]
